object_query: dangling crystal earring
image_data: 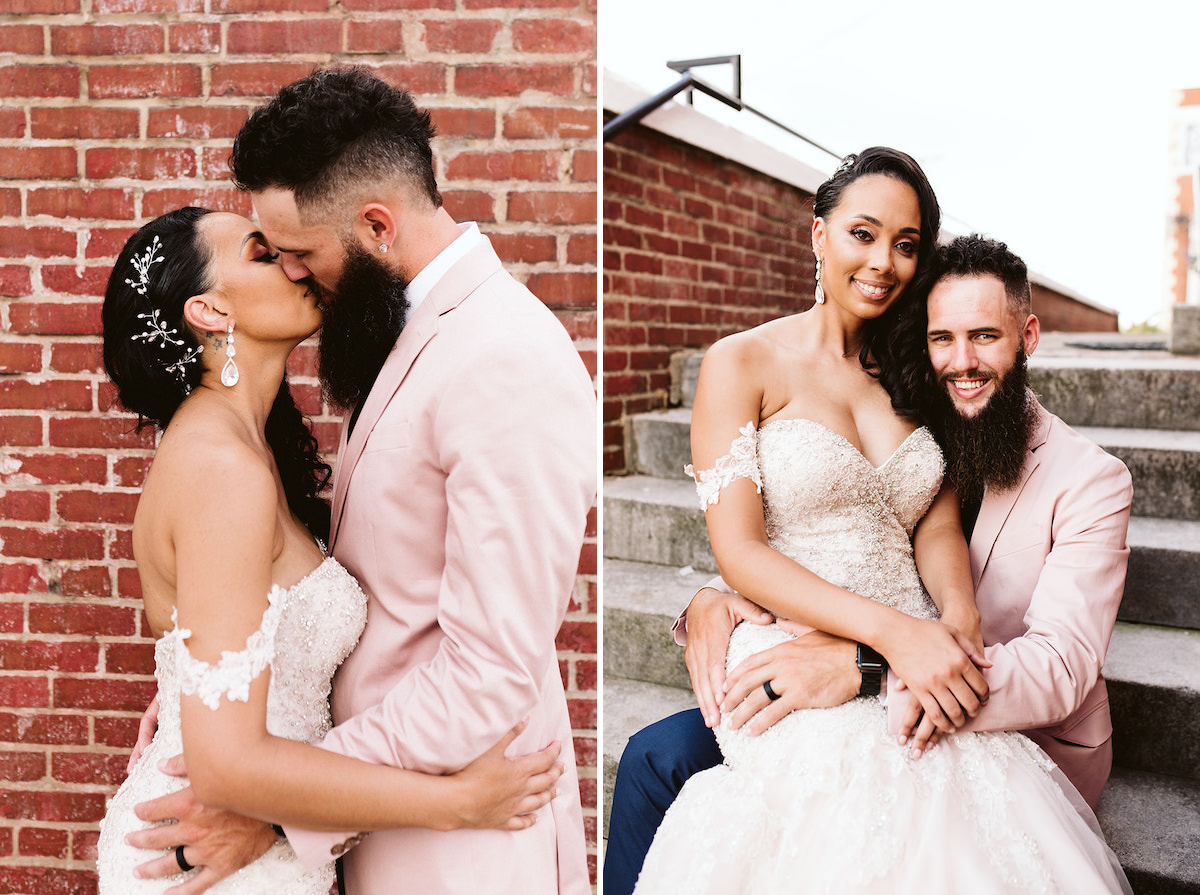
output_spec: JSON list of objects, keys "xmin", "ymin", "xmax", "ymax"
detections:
[
  {"xmin": 814, "ymin": 257, "xmax": 825, "ymax": 305},
  {"xmin": 220, "ymin": 323, "xmax": 239, "ymax": 387}
]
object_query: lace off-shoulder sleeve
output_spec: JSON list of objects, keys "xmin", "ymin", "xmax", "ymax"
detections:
[
  {"xmin": 684, "ymin": 422, "xmax": 762, "ymax": 511},
  {"xmin": 174, "ymin": 586, "xmax": 287, "ymax": 711}
]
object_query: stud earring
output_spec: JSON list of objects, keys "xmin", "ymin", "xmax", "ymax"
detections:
[
  {"xmin": 220, "ymin": 323, "xmax": 239, "ymax": 388},
  {"xmin": 379, "ymin": 244, "xmax": 389, "ymax": 254},
  {"xmin": 814, "ymin": 257, "xmax": 825, "ymax": 305}
]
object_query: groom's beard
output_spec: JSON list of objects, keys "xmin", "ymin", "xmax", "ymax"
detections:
[
  {"xmin": 931, "ymin": 348, "xmax": 1038, "ymax": 504},
  {"xmin": 318, "ymin": 241, "xmax": 409, "ymax": 411}
]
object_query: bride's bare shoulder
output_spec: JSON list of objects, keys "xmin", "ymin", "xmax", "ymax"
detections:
[
  {"xmin": 701, "ymin": 316, "xmax": 800, "ymax": 374},
  {"xmin": 146, "ymin": 403, "xmax": 274, "ymax": 506}
]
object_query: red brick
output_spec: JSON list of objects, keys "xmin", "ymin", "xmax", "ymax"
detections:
[
  {"xmin": 0, "ymin": 415, "xmax": 43, "ymax": 447},
  {"xmin": 0, "ymin": 789, "xmax": 106, "ymax": 823},
  {"xmin": 0, "ymin": 713, "xmax": 87, "ymax": 745},
  {"xmin": 17, "ymin": 827, "xmax": 68, "ymax": 859},
  {"xmin": 0, "ymin": 110, "xmax": 24, "ymax": 140},
  {"xmin": 213, "ymin": 0, "xmax": 326, "ymax": 9},
  {"xmin": 89, "ymin": 64, "xmax": 202, "ymax": 99},
  {"xmin": 0, "ymin": 528, "xmax": 105, "ymax": 561},
  {"xmin": 95, "ymin": 0, "xmax": 203, "ymax": 9},
  {"xmin": 148, "ymin": 106, "xmax": 247, "ymax": 139},
  {"xmin": 94, "ymin": 714, "xmax": 140, "ymax": 748},
  {"xmin": 51, "ymin": 24, "xmax": 162, "ymax": 56},
  {"xmin": 429, "ymin": 106, "xmax": 495, "ymax": 139},
  {"xmin": 54, "ymin": 676, "xmax": 157, "ymax": 711},
  {"xmin": 0, "ymin": 867, "xmax": 97, "ymax": 895},
  {"xmin": 526, "ymin": 272, "xmax": 595, "ymax": 308},
  {"xmin": 0, "ymin": 642, "xmax": 99, "ymax": 673},
  {"xmin": 227, "ymin": 19, "xmax": 343, "ymax": 54},
  {"xmin": 457, "ymin": 63, "xmax": 575, "ymax": 97},
  {"xmin": 508, "ymin": 190, "xmax": 594, "ymax": 223},
  {"xmin": 210, "ymin": 62, "xmax": 319, "ymax": 97},
  {"xmin": 0, "ymin": 380, "xmax": 91, "ymax": 412},
  {"xmin": 572, "ymin": 148, "xmax": 596, "ymax": 182},
  {"xmin": 503, "ymin": 106, "xmax": 594, "ymax": 139},
  {"xmin": 49, "ymin": 417, "xmax": 156, "ymax": 450},
  {"xmin": 142, "ymin": 188, "xmax": 252, "ymax": 218},
  {"xmin": 30, "ymin": 602, "xmax": 137, "ymax": 637},
  {"xmin": 0, "ymin": 267, "xmax": 33, "ymax": 297},
  {"xmin": 28, "ymin": 188, "xmax": 135, "ymax": 221},
  {"xmin": 8, "ymin": 300, "xmax": 100, "ymax": 334},
  {"xmin": 0, "ymin": 65, "xmax": 79, "ymax": 98},
  {"xmin": 7, "ymin": 0, "xmax": 80, "ymax": 10},
  {"xmin": 57, "ymin": 490, "xmax": 139, "ymax": 525},
  {"xmin": 347, "ymin": 19, "xmax": 405, "ymax": 53},
  {"xmin": 85, "ymin": 147, "xmax": 195, "ymax": 180},
  {"xmin": 487, "ymin": 232, "xmax": 556, "ymax": 264},
  {"xmin": 567, "ymin": 232, "xmax": 596, "ymax": 265},
  {"xmin": 465, "ymin": 0, "xmax": 574, "ymax": 6},
  {"xmin": 441, "ymin": 190, "xmax": 496, "ymax": 223},
  {"xmin": 60, "ymin": 566, "xmax": 112, "ymax": 599},
  {"xmin": 512, "ymin": 19, "xmax": 594, "ymax": 54},
  {"xmin": 447, "ymin": 150, "xmax": 558, "ymax": 182},
  {"xmin": 423, "ymin": 19, "xmax": 502, "ymax": 53},
  {"xmin": 567, "ymin": 696, "xmax": 596, "ymax": 729},
  {"xmin": 0, "ymin": 676, "xmax": 49, "ymax": 708},
  {"xmin": 0, "ymin": 25, "xmax": 44, "ymax": 55},
  {"xmin": 84, "ymin": 227, "xmax": 139, "ymax": 259},
  {"xmin": 0, "ymin": 146, "xmax": 77, "ymax": 180},
  {"xmin": 372, "ymin": 62, "xmax": 448, "ymax": 95},
  {"xmin": 341, "ymin": 0, "xmax": 452, "ymax": 8},
  {"xmin": 52, "ymin": 752, "xmax": 128, "ymax": 787},
  {"xmin": 104, "ymin": 642, "xmax": 155, "ymax": 675},
  {"xmin": 0, "ymin": 343, "xmax": 42, "ymax": 374},
  {"xmin": 169, "ymin": 21, "xmax": 221, "ymax": 53},
  {"xmin": 555, "ymin": 619, "xmax": 595, "ymax": 653},
  {"xmin": 49, "ymin": 342, "xmax": 102, "ymax": 374},
  {"xmin": 0, "ymin": 491, "xmax": 50, "ymax": 522},
  {"xmin": 554, "ymin": 309, "xmax": 596, "ymax": 341},
  {"xmin": 0, "ymin": 752, "xmax": 45, "ymax": 783},
  {"xmin": 0, "ymin": 453, "xmax": 107, "ymax": 486}
]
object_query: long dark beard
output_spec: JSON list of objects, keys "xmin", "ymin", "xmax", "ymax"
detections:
[
  {"xmin": 317, "ymin": 241, "xmax": 409, "ymax": 411},
  {"xmin": 930, "ymin": 350, "xmax": 1038, "ymax": 503}
]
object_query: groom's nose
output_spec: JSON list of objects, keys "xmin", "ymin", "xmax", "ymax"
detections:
[{"xmin": 279, "ymin": 253, "xmax": 312, "ymax": 283}]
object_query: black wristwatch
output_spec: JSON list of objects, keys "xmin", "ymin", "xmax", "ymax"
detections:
[{"xmin": 856, "ymin": 643, "xmax": 886, "ymax": 698}]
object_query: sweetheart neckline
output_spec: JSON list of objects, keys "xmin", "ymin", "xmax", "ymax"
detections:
[{"xmin": 757, "ymin": 418, "xmax": 929, "ymax": 472}]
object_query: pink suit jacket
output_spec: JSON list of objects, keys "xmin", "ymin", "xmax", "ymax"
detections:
[
  {"xmin": 285, "ymin": 237, "xmax": 596, "ymax": 895},
  {"xmin": 885, "ymin": 402, "xmax": 1132, "ymax": 808}
]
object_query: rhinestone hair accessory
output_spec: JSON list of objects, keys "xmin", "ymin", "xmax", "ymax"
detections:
[{"xmin": 126, "ymin": 235, "xmax": 203, "ymax": 387}]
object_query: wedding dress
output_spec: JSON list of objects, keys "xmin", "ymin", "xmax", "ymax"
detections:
[
  {"xmin": 634, "ymin": 419, "xmax": 1131, "ymax": 894},
  {"xmin": 97, "ymin": 557, "xmax": 367, "ymax": 894}
]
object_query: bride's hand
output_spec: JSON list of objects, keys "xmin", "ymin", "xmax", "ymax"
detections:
[
  {"xmin": 449, "ymin": 721, "xmax": 564, "ymax": 831},
  {"xmin": 684, "ymin": 588, "xmax": 774, "ymax": 728},
  {"xmin": 882, "ymin": 616, "xmax": 989, "ymax": 735}
]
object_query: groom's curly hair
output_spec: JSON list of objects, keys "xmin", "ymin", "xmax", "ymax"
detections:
[{"xmin": 229, "ymin": 66, "xmax": 442, "ymax": 223}]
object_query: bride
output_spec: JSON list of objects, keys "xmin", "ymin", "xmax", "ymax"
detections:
[
  {"xmin": 631, "ymin": 149, "xmax": 1130, "ymax": 893},
  {"xmin": 97, "ymin": 207, "xmax": 564, "ymax": 894}
]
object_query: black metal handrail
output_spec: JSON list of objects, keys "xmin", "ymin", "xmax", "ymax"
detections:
[{"xmin": 604, "ymin": 55, "xmax": 842, "ymax": 163}]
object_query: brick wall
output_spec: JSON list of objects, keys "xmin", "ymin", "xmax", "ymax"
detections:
[
  {"xmin": 0, "ymin": 3, "xmax": 597, "ymax": 892},
  {"xmin": 603, "ymin": 121, "xmax": 815, "ymax": 473},
  {"xmin": 1031, "ymin": 284, "xmax": 1119, "ymax": 333}
]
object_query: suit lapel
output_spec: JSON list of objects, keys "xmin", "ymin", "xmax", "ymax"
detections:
[
  {"xmin": 328, "ymin": 238, "xmax": 505, "ymax": 547},
  {"xmin": 968, "ymin": 398, "xmax": 1052, "ymax": 587}
]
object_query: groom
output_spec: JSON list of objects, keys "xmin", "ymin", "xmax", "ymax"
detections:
[
  {"xmin": 603, "ymin": 234, "xmax": 1133, "ymax": 895},
  {"xmin": 130, "ymin": 68, "xmax": 595, "ymax": 894}
]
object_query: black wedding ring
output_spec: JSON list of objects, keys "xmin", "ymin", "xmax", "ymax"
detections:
[
  {"xmin": 763, "ymin": 680, "xmax": 781, "ymax": 701},
  {"xmin": 175, "ymin": 844, "xmax": 195, "ymax": 873}
]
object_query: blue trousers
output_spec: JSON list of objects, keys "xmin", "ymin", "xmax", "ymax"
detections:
[{"xmin": 603, "ymin": 708, "xmax": 722, "ymax": 895}]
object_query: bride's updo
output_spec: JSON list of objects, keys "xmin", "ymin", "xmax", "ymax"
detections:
[
  {"xmin": 103, "ymin": 207, "xmax": 332, "ymax": 541},
  {"xmin": 812, "ymin": 147, "xmax": 942, "ymax": 419}
]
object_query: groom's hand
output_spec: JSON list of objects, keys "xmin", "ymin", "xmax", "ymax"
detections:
[
  {"xmin": 720, "ymin": 631, "xmax": 859, "ymax": 735},
  {"xmin": 127, "ymin": 754, "xmax": 277, "ymax": 895},
  {"xmin": 684, "ymin": 588, "xmax": 773, "ymax": 728}
]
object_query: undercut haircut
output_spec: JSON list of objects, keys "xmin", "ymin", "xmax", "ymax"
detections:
[
  {"xmin": 229, "ymin": 66, "xmax": 441, "ymax": 222},
  {"xmin": 934, "ymin": 234, "xmax": 1032, "ymax": 318}
]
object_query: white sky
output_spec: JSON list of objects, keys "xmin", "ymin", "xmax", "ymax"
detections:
[{"xmin": 601, "ymin": 0, "xmax": 1200, "ymax": 328}]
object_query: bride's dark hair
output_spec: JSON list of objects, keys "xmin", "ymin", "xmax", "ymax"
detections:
[
  {"xmin": 812, "ymin": 147, "xmax": 941, "ymax": 419},
  {"xmin": 102, "ymin": 207, "xmax": 332, "ymax": 542}
]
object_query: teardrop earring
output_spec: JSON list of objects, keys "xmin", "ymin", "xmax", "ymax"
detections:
[
  {"xmin": 814, "ymin": 257, "xmax": 825, "ymax": 305},
  {"xmin": 220, "ymin": 323, "xmax": 239, "ymax": 388}
]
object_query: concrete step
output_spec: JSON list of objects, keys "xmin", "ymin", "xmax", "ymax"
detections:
[
  {"xmin": 604, "ymin": 475, "xmax": 1200, "ymax": 629},
  {"xmin": 603, "ymin": 557, "xmax": 1200, "ymax": 780},
  {"xmin": 672, "ymin": 348, "xmax": 1200, "ymax": 432},
  {"xmin": 628, "ymin": 404, "xmax": 1200, "ymax": 521},
  {"xmin": 602, "ymin": 675, "xmax": 1200, "ymax": 893}
]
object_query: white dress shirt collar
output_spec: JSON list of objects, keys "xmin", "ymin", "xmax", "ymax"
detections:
[{"xmin": 403, "ymin": 222, "xmax": 484, "ymax": 317}]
